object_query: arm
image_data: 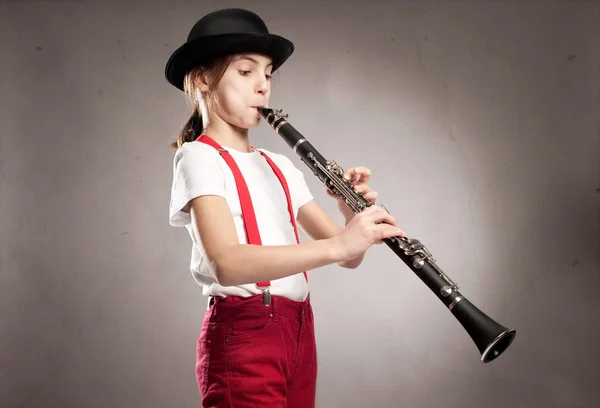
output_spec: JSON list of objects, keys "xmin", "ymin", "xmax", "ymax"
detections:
[
  {"xmin": 297, "ymin": 199, "xmax": 366, "ymax": 269},
  {"xmin": 304, "ymin": 165, "xmax": 380, "ymax": 269},
  {"xmin": 188, "ymin": 195, "xmax": 343, "ymax": 286}
]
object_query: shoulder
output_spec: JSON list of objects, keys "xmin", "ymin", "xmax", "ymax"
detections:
[
  {"xmin": 174, "ymin": 140, "xmax": 221, "ymax": 162},
  {"xmin": 255, "ymin": 147, "xmax": 297, "ymax": 170},
  {"xmin": 169, "ymin": 141, "xmax": 227, "ymax": 219},
  {"xmin": 172, "ymin": 141, "xmax": 225, "ymax": 174},
  {"xmin": 255, "ymin": 148, "xmax": 313, "ymax": 195}
]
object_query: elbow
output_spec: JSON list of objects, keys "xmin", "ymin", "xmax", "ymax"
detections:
[
  {"xmin": 338, "ymin": 260, "xmax": 359, "ymax": 269},
  {"xmin": 205, "ymin": 254, "xmax": 229, "ymax": 286},
  {"xmin": 200, "ymin": 241, "xmax": 240, "ymax": 287},
  {"xmin": 210, "ymin": 254, "xmax": 238, "ymax": 287},
  {"xmin": 212, "ymin": 261, "xmax": 233, "ymax": 286},
  {"xmin": 215, "ymin": 272, "xmax": 236, "ymax": 287}
]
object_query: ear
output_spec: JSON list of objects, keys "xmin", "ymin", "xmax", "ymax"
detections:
[{"xmin": 194, "ymin": 71, "xmax": 210, "ymax": 93}]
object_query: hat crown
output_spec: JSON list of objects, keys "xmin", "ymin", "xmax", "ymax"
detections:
[
  {"xmin": 165, "ymin": 8, "xmax": 293, "ymax": 91},
  {"xmin": 187, "ymin": 8, "xmax": 269, "ymax": 41}
]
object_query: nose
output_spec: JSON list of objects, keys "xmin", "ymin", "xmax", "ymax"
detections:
[{"xmin": 255, "ymin": 76, "xmax": 269, "ymax": 95}]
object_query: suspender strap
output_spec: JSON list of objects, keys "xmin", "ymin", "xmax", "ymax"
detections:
[
  {"xmin": 258, "ymin": 151, "xmax": 303, "ymax": 250},
  {"xmin": 196, "ymin": 135, "xmax": 308, "ymax": 300},
  {"xmin": 197, "ymin": 136, "xmax": 263, "ymax": 252}
]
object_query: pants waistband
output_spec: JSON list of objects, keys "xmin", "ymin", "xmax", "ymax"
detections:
[{"xmin": 207, "ymin": 294, "xmax": 311, "ymax": 322}]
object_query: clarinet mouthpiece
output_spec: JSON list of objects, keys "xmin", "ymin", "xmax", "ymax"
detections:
[{"xmin": 257, "ymin": 107, "xmax": 271, "ymax": 117}]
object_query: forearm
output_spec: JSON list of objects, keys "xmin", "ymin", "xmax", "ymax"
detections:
[
  {"xmin": 337, "ymin": 215, "xmax": 366, "ymax": 269},
  {"xmin": 215, "ymin": 239, "xmax": 340, "ymax": 286}
]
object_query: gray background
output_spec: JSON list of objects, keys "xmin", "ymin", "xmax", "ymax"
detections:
[{"xmin": 1, "ymin": 0, "xmax": 599, "ymax": 407}]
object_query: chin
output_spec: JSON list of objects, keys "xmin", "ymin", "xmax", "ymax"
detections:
[
  {"xmin": 232, "ymin": 120, "xmax": 260, "ymax": 130},
  {"xmin": 247, "ymin": 116, "xmax": 262, "ymax": 128}
]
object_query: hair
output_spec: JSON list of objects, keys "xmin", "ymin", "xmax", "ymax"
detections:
[{"xmin": 169, "ymin": 55, "xmax": 235, "ymax": 150}]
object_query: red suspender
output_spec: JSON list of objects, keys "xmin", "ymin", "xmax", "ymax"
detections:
[{"xmin": 196, "ymin": 135, "xmax": 307, "ymax": 304}]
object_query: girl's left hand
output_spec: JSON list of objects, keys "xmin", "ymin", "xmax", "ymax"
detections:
[{"xmin": 326, "ymin": 166, "xmax": 378, "ymax": 221}]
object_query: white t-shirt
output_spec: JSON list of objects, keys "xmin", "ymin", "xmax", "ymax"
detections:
[{"xmin": 169, "ymin": 140, "xmax": 314, "ymax": 302}]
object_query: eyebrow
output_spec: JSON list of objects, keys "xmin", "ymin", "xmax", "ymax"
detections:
[{"xmin": 237, "ymin": 55, "xmax": 273, "ymax": 68}]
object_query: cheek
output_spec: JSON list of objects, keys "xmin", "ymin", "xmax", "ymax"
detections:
[
  {"xmin": 219, "ymin": 85, "xmax": 246, "ymax": 113},
  {"xmin": 212, "ymin": 89, "xmax": 259, "ymax": 126},
  {"xmin": 212, "ymin": 92, "xmax": 236, "ymax": 120}
]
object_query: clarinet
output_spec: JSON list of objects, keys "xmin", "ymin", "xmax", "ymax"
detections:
[{"xmin": 258, "ymin": 107, "xmax": 516, "ymax": 363}]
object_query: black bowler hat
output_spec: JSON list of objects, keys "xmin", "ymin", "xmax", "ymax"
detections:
[{"xmin": 165, "ymin": 8, "xmax": 294, "ymax": 91}]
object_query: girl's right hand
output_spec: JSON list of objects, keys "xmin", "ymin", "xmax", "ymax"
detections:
[{"xmin": 330, "ymin": 205, "xmax": 405, "ymax": 262}]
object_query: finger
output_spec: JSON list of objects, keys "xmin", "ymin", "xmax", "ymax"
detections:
[
  {"xmin": 326, "ymin": 189, "xmax": 343, "ymax": 200},
  {"xmin": 362, "ymin": 204, "xmax": 388, "ymax": 215},
  {"xmin": 343, "ymin": 170, "xmax": 353, "ymax": 182},
  {"xmin": 353, "ymin": 184, "xmax": 371, "ymax": 193},
  {"xmin": 374, "ymin": 225, "xmax": 405, "ymax": 243},
  {"xmin": 354, "ymin": 184, "xmax": 373, "ymax": 196},
  {"xmin": 390, "ymin": 225, "xmax": 406, "ymax": 238},
  {"xmin": 348, "ymin": 168, "xmax": 369, "ymax": 184},
  {"xmin": 359, "ymin": 210, "xmax": 392, "ymax": 227},
  {"xmin": 363, "ymin": 204, "xmax": 384, "ymax": 214},
  {"xmin": 370, "ymin": 210, "xmax": 398, "ymax": 227},
  {"xmin": 354, "ymin": 167, "xmax": 371, "ymax": 184},
  {"xmin": 343, "ymin": 166, "xmax": 371, "ymax": 183},
  {"xmin": 381, "ymin": 224, "xmax": 405, "ymax": 238},
  {"xmin": 362, "ymin": 191, "xmax": 378, "ymax": 202}
]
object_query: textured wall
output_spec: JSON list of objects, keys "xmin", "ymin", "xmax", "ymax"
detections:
[{"xmin": 1, "ymin": 1, "xmax": 598, "ymax": 407}]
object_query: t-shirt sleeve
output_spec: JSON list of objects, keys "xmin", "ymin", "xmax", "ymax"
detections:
[{"xmin": 168, "ymin": 143, "xmax": 226, "ymax": 227}]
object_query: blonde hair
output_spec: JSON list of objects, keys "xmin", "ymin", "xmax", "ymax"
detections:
[{"xmin": 169, "ymin": 55, "xmax": 235, "ymax": 150}]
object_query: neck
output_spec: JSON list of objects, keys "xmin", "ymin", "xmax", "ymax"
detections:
[{"xmin": 203, "ymin": 115, "xmax": 252, "ymax": 153}]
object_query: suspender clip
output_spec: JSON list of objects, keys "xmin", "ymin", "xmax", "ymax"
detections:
[{"xmin": 260, "ymin": 287, "xmax": 272, "ymax": 306}]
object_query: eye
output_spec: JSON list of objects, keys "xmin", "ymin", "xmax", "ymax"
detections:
[
  {"xmin": 265, "ymin": 74, "xmax": 272, "ymax": 80},
  {"xmin": 238, "ymin": 70, "xmax": 251, "ymax": 76}
]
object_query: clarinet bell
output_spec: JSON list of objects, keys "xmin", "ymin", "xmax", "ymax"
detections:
[{"xmin": 451, "ymin": 296, "xmax": 516, "ymax": 363}]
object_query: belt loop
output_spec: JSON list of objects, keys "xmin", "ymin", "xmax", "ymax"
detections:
[
  {"xmin": 301, "ymin": 293, "xmax": 310, "ymax": 322},
  {"xmin": 208, "ymin": 296, "xmax": 219, "ymax": 321},
  {"xmin": 299, "ymin": 299, "xmax": 305, "ymax": 322},
  {"xmin": 271, "ymin": 295, "xmax": 277, "ymax": 320}
]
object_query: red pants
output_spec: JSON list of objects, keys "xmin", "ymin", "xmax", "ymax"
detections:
[{"xmin": 196, "ymin": 294, "xmax": 317, "ymax": 408}]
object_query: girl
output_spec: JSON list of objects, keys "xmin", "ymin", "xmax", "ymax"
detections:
[{"xmin": 165, "ymin": 8, "xmax": 405, "ymax": 408}]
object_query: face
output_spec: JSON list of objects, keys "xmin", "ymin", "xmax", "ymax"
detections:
[{"xmin": 203, "ymin": 53, "xmax": 273, "ymax": 129}]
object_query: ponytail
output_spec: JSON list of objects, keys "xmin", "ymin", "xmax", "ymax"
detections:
[{"xmin": 170, "ymin": 107, "xmax": 204, "ymax": 150}]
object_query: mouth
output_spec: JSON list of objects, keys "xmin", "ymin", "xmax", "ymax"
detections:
[
  {"xmin": 252, "ymin": 106, "xmax": 264, "ymax": 118},
  {"xmin": 254, "ymin": 106, "xmax": 268, "ymax": 116}
]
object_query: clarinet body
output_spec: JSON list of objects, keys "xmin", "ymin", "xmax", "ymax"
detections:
[{"xmin": 258, "ymin": 107, "xmax": 516, "ymax": 363}]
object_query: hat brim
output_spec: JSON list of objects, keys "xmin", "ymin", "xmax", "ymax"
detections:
[{"xmin": 165, "ymin": 33, "xmax": 294, "ymax": 91}]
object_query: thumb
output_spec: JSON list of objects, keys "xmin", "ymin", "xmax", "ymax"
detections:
[{"xmin": 326, "ymin": 189, "xmax": 341, "ymax": 198}]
